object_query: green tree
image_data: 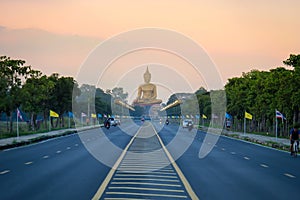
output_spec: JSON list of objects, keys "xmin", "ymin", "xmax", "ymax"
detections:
[{"xmin": 0, "ymin": 56, "xmax": 33, "ymax": 133}]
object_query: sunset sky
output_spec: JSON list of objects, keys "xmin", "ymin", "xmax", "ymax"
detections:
[{"xmin": 0, "ymin": 0, "xmax": 299, "ymax": 102}]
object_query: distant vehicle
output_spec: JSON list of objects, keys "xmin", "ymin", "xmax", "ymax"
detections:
[
  {"xmin": 182, "ymin": 119, "xmax": 193, "ymax": 128},
  {"xmin": 165, "ymin": 119, "xmax": 169, "ymax": 125},
  {"xmin": 115, "ymin": 119, "xmax": 121, "ymax": 126},
  {"xmin": 106, "ymin": 118, "xmax": 118, "ymax": 127}
]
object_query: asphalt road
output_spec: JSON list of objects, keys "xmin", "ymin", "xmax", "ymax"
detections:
[
  {"xmin": 157, "ymin": 123, "xmax": 300, "ymax": 200},
  {"xmin": 1, "ymin": 121, "xmax": 299, "ymax": 200}
]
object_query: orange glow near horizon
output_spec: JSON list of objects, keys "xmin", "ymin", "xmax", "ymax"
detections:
[{"xmin": 0, "ymin": 0, "xmax": 299, "ymax": 87}]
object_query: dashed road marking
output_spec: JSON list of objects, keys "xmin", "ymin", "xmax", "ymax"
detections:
[
  {"xmin": 56, "ymin": 150, "xmax": 61, "ymax": 154},
  {"xmin": 230, "ymin": 152, "xmax": 236, "ymax": 155},
  {"xmin": 25, "ymin": 161, "xmax": 33, "ymax": 165},
  {"xmin": 260, "ymin": 164, "xmax": 269, "ymax": 168},
  {"xmin": 244, "ymin": 156, "xmax": 250, "ymax": 160},
  {"xmin": 0, "ymin": 170, "xmax": 10, "ymax": 175},
  {"xmin": 284, "ymin": 173, "xmax": 296, "ymax": 178},
  {"xmin": 43, "ymin": 155, "xmax": 49, "ymax": 159},
  {"xmin": 75, "ymin": 144, "xmax": 79, "ymax": 146},
  {"xmin": 67, "ymin": 147, "xmax": 71, "ymax": 150},
  {"xmin": 221, "ymin": 148, "xmax": 226, "ymax": 151}
]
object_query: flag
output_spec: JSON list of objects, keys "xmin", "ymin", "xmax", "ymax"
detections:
[
  {"xmin": 98, "ymin": 114, "xmax": 102, "ymax": 118},
  {"xmin": 245, "ymin": 111, "xmax": 252, "ymax": 120},
  {"xmin": 91, "ymin": 113, "xmax": 96, "ymax": 118},
  {"xmin": 276, "ymin": 110, "xmax": 285, "ymax": 119},
  {"xmin": 103, "ymin": 114, "xmax": 107, "ymax": 118},
  {"xmin": 195, "ymin": 114, "xmax": 200, "ymax": 119},
  {"xmin": 68, "ymin": 112, "xmax": 73, "ymax": 118},
  {"xmin": 225, "ymin": 112, "xmax": 232, "ymax": 119},
  {"xmin": 17, "ymin": 108, "xmax": 23, "ymax": 121},
  {"xmin": 202, "ymin": 114, "xmax": 207, "ymax": 119},
  {"xmin": 50, "ymin": 110, "xmax": 59, "ymax": 118},
  {"xmin": 81, "ymin": 112, "xmax": 87, "ymax": 117}
]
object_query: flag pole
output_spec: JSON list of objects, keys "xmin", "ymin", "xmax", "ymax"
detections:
[
  {"xmin": 244, "ymin": 117, "xmax": 246, "ymax": 136},
  {"xmin": 17, "ymin": 109, "xmax": 19, "ymax": 139},
  {"xmin": 275, "ymin": 117, "xmax": 278, "ymax": 141},
  {"xmin": 49, "ymin": 114, "xmax": 51, "ymax": 132}
]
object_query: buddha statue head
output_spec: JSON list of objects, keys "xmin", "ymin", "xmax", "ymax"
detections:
[{"xmin": 143, "ymin": 67, "xmax": 151, "ymax": 83}]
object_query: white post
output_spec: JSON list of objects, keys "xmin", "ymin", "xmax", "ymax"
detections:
[
  {"xmin": 244, "ymin": 117, "xmax": 246, "ymax": 135},
  {"xmin": 275, "ymin": 117, "xmax": 278, "ymax": 141},
  {"xmin": 49, "ymin": 115, "xmax": 51, "ymax": 131},
  {"xmin": 16, "ymin": 111, "xmax": 19, "ymax": 139}
]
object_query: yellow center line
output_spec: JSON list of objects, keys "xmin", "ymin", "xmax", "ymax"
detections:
[
  {"xmin": 150, "ymin": 123, "xmax": 200, "ymax": 200},
  {"xmin": 91, "ymin": 126, "xmax": 142, "ymax": 200}
]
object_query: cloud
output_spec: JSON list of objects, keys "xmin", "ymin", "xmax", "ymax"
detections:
[{"xmin": 0, "ymin": 26, "xmax": 102, "ymax": 77}]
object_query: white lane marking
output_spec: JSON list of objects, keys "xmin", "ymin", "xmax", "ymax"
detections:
[
  {"xmin": 43, "ymin": 155, "xmax": 49, "ymax": 159},
  {"xmin": 75, "ymin": 144, "xmax": 78, "ymax": 146},
  {"xmin": 56, "ymin": 150, "xmax": 61, "ymax": 154},
  {"xmin": 113, "ymin": 177, "xmax": 180, "ymax": 182},
  {"xmin": 0, "ymin": 170, "xmax": 10, "ymax": 175},
  {"xmin": 114, "ymin": 174, "xmax": 178, "ymax": 179},
  {"xmin": 221, "ymin": 148, "xmax": 226, "ymax": 151},
  {"xmin": 105, "ymin": 191, "xmax": 187, "ymax": 199},
  {"xmin": 151, "ymin": 123, "xmax": 199, "ymax": 200},
  {"xmin": 111, "ymin": 181, "xmax": 181, "ymax": 187},
  {"xmin": 284, "ymin": 173, "xmax": 296, "ymax": 178},
  {"xmin": 92, "ymin": 126, "xmax": 142, "ymax": 200},
  {"xmin": 244, "ymin": 156, "xmax": 250, "ymax": 160},
  {"xmin": 66, "ymin": 147, "xmax": 71, "ymax": 150},
  {"xmin": 230, "ymin": 152, "xmax": 236, "ymax": 155},
  {"xmin": 25, "ymin": 161, "xmax": 33, "ymax": 165},
  {"xmin": 260, "ymin": 164, "xmax": 269, "ymax": 168},
  {"xmin": 108, "ymin": 186, "xmax": 185, "ymax": 193},
  {"xmin": 208, "ymin": 142, "xmax": 211, "ymax": 145}
]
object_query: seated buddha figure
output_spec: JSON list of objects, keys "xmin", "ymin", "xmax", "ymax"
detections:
[{"xmin": 133, "ymin": 67, "xmax": 162, "ymax": 105}]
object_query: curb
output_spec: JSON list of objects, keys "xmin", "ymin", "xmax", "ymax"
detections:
[{"xmin": 0, "ymin": 125, "xmax": 103, "ymax": 151}]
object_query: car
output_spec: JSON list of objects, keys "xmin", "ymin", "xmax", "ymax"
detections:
[
  {"xmin": 106, "ymin": 118, "xmax": 118, "ymax": 126},
  {"xmin": 115, "ymin": 119, "xmax": 121, "ymax": 125},
  {"xmin": 182, "ymin": 119, "xmax": 193, "ymax": 128}
]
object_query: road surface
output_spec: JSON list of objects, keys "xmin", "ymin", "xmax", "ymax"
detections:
[{"xmin": 0, "ymin": 121, "xmax": 299, "ymax": 199}]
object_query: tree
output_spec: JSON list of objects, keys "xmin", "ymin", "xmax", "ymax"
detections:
[
  {"xmin": 283, "ymin": 54, "xmax": 300, "ymax": 123},
  {"xmin": 0, "ymin": 56, "xmax": 33, "ymax": 133},
  {"xmin": 49, "ymin": 74, "xmax": 80, "ymax": 127},
  {"xmin": 21, "ymin": 73, "xmax": 55, "ymax": 130}
]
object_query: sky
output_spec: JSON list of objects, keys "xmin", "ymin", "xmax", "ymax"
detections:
[{"xmin": 0, "ymin": 0, "xmax": 299, "ymax": 102}]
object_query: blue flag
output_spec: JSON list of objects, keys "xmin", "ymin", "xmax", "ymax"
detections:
[
  {"xmin": 68, "ymin": 112, "xmax": 73, "ymax": 118},
  {"xmin": 225, "ymin": 112, "xmax": 232, "ymax": 119},
  {"xmin": 98, "ymin": 113, "xmax": 102, "ymax": 118}
]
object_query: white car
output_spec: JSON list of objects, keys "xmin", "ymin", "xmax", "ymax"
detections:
[{"xmin": 182, "ymin": 119, "xmax": 193, "ymax": 128}]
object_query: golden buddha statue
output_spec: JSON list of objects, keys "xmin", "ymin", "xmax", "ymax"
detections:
[{"xmin": 133, "ymin": 67, "xmax": 162, "ymax": 105}]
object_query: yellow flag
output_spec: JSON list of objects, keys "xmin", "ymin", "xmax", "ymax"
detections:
[
  {"xmin": 50, "ymin": 110, "xmax": 59, "ymax": 118},
  {"xmin": 202, "ymin": 114, "xmax": 207, "ymax": 119},
  {"xmin": 91, "ymin": 113, "xmax": 96, "ymax": 118},
  {"xmin": 245, "ymin": 111, "xmax": 252, "ymax": 120}
]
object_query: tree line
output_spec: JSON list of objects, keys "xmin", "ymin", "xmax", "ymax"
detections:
[
  {"xmin": 165, "ymin": 54, "xmax": 300, "ymax": 136},
  {"xmin": 225, "ymin": 54, "xmax": 300, "ymax": 136},
  {"xmin": 0, "ymin": 56, "xmax": 117, "ymax": 133},
  {"xmin": 2, "ymin": 54, "xmax": 299, "ymax": 136}
]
